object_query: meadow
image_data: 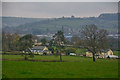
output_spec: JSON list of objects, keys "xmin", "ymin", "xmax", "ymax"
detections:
[{"xmin": 2, "ymin": 55, "xmax": 118, "ymax": 78}]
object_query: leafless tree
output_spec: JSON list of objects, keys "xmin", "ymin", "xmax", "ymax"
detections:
[{"xmin": 80, "ymin": 24, "xmax": 108, "ymax": 62}]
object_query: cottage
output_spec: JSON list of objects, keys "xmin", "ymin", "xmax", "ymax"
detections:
[
  {"xmin": 30, "ymin": 46, "xmax": 51, "ymax": 55},
  {"xmin": 30, "ymin": 39, "xmax": 51, "ymax": 55},
  {"xmin": 86, "ymin": 49, "xmax": 116, "ymax": 58}
]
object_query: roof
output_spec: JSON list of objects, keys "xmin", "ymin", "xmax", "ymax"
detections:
[
  {"xmin": 31, "ymin": 46, "xmax": 46, "ymax": 50},
  {"xmin": 101, "ymin": 49, "xmax": 111, "ymax": 53},
  {"xmin": 87, "ymin": 49, "xmax": 111, "ymax": 53}
]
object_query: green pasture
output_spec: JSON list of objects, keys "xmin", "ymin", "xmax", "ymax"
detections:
[
  {"xmin": 113, "ymin": 51, "xmax": 119, "ymax": 56},
  {"xmin": 2, "ymin": 55, "xmax": 118, "ymax": 78}
]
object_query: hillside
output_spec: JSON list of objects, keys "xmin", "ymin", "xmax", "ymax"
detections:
[
  {"xmin": 2, "ymin": 17, "xmax": 49, "ymax": 27},
  {"xmin": 2, "ymin": 13, "xmax": 118, "ymax": 35}
]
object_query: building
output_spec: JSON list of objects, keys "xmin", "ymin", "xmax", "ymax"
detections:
[
  {"xmin": 86, "ymin": 49, "xmax": 116, "ymax": 58},
  {"xmin": 30, "ymin": 39, "xmax": 51, "ymax": 55},
  {"xmin": 30, "ymin": 46, "xmax": 51, "ymax": 55}
]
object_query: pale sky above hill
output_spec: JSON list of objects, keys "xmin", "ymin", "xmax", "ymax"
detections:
[{"xmin": 2, "ymin": 2, "xmax": 118, "ymax": 18}]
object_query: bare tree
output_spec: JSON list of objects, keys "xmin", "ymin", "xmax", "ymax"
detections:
[
  {"xmin": 80, "ymin": 24, "xmax": 108, "ymax": 62},
  {"xmin": 71, "ymin": 35, "xmax": 82, "ymax": 47}
]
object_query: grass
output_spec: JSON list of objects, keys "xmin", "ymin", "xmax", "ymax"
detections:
[
  {"xmin": 2, "ymin": 55, "xmax": 118, "ymax": 78},
  {"xmin": 0, "ymin": 55, "xmax": 1, "ymax": 79},
  {"xmin": 113, "ymin": 51, "xmax": 120, "ymax": 56}
]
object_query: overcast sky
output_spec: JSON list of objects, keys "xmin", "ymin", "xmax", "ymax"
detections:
[{"xmin": 2, "ymin": 2, "xmax": 118, "ymax": 18}]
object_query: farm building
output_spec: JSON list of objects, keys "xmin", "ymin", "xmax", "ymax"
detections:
[{"xmin": 86, "ymin": 49, "xmax": 117, "ymax": 58}]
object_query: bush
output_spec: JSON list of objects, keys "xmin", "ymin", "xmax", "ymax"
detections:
[{"xmin": 75, "ymin": 49, "xmax": 86, "ymax": 55}]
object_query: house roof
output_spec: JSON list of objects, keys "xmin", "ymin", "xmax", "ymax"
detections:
[
  {"xmin": 100, "ymin": 49, "xmax": 111, "ymax": 53},
  {"xmin": 31, "ymin": 46, "xmax": 46, "ymax": 50},
  {"xmin": 87, "ymin": 49, "xmax": 111, "ymax": 53}
]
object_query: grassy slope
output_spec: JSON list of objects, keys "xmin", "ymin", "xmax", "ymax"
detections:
[
  {"xmin": 17, "ymin": 18, "xmax": 118, "ymax": 34},
  {"xmin": 2, "ymin": 17, "xmax": 48, "ymax": 27},
  {"xmin": 2, "ymin": 55, "xmax": 118, "ymax": 78}
]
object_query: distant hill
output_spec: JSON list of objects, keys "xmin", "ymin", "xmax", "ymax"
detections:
[
  {"xmin": 98, "ymin": 13, "xmax": 118, "ymax": 20},
  {"xmin": 2, "ymin": 17, "xmax": 49, "ymax": 27},
  {"xmin": 2, "ymin": 13, "xmax": 118, "ymax": 35}
]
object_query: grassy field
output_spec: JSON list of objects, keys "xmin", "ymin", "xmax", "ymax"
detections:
[{"xmin": 2, "ymin": 55, "xmax": 118, "ymax": 78}]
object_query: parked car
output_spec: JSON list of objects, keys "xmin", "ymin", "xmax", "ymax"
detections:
[{"xmin": 69, "ymin": 53, "xmax": 76, "ymax": 56}]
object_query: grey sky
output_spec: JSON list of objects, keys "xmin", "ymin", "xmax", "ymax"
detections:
[{"xmin": 2, "ymin": 2, "xmax": 118, "ymax": 18}]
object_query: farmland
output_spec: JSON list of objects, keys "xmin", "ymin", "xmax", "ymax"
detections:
[{"xmin": 2, "ymin": 55, "xmax": 118, "ymax": 78}]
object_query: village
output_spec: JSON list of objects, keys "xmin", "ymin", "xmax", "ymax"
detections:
[
  {"xmin": 1, "ymin": 2, "xmax": 119, "ymax": 79},
  {"xmin": 2, "ymin": 29, "xmax": 119, "ymax": 78},
  {"xmin": 28, "ymin": 39, "xmax": 118, "ymax": 59},
  {"xmin": 2, "ymin": 26, "xmax": 119, "ymax": 61}
]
